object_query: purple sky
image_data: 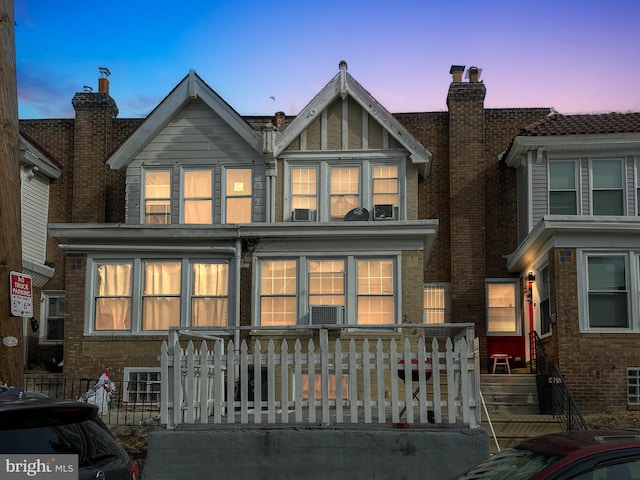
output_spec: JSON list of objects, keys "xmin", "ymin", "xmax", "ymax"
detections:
[{"xmin": 14, "ymin": 0, "xmax": 640, "ymax": 119}]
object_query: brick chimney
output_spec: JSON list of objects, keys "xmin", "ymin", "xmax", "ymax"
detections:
[
  {"xmin": 70, "ymin": 68, "xmax": 119, "ymax": 224},
  {"xmin": 446, "ymin": 64, "xmax": 487, "ymax": 326}
]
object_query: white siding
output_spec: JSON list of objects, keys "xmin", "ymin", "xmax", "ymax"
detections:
[
  {"xmin": 531, "ymin": 161, "xmax": 547, "ymax": 228},
  {"xmin": 626, "ymin": 156, "xmax": 635, "ymax": 215},
  {"xmin": 124, "ymin": 100, "xmax": 266, "ymax": 224},
  {"xmin": 516, "ymin": 165, "xmax": 529, "ymax": 244},
  {"xmin": 21, "ymin": 170, "xmax": 49, "ymax": 264}
]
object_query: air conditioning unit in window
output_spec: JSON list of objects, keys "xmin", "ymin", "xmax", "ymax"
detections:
[
  {"xmin": 373, "ymin": 204, "xmax": 398, "ymax": 220},
  {"xmin": 292, "ymin": 208, "xmax": 316, "ymax": 222},
  {"xmin": 309, "ymin": 305, "xmax": 344, "ymax": 325}
]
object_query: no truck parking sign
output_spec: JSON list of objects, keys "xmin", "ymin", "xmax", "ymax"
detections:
[{"xmin": 10, "ymin": 271, "xmax": 33, "ymax": 317}]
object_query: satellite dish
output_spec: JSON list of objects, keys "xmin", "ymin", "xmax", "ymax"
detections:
[{"xmin": 344, "ymin": 207, "xmax": 369, "ymax": 221}]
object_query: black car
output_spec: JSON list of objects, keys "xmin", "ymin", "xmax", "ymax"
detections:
[
  {"xmin": 0, "ymin": 390, "xmax": 139, "ymax": 480},
  {"xmin": 454, "ymin": 429, "xmax": 640, "ymax": 480}
]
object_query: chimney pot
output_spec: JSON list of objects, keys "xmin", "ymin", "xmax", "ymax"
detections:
[
  {"xmin": 466, "ymin": 66, "xmax": 481, "ymax": 83},
  {"xmin": 274, "ymin": 111, "xmax": 286, "ymax": 131},
  {"xmin": 449, "ymin": 65, "xmax": 465, "ymax": 83}
]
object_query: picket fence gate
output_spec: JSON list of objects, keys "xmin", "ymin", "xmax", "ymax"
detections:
[{"xmin": 160, "ymin": 333, "xmax": 480, "ymax": 429}]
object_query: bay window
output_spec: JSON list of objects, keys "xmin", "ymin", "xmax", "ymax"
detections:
[
  {"xmin": 257, "ymin": 256, "xmax": 398, "ymax": 327},
  {"xmin": 285, "ymin": 158, "xmax": 403, "ymax": 222},
  {"xmin": 90, "ymin": 257, "xmax": 231, "ymax": 333}
]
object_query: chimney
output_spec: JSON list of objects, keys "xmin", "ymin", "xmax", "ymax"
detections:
[
  {"xmin": 98, "ymin": 67, "xmax": 111, "ymax": 94},
  {"xmin": 274, "ymin": 111, "xmax": 286, "ymax": 132},
  {"xmin": 449, "ymin": 65, "xmax": 465, "ymax": 83},
  {"xmin": 466, "ymin": 66, "xmax": 481, "ymax": 83}
]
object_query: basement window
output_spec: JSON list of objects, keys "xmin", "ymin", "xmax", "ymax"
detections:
[
  {"xmin": 628, "ymin": 368, "xmax": 640, "ymax": 406},
  {"xmin": 123, "ymin": 368, "xmax": 161, "ymax": 405}
]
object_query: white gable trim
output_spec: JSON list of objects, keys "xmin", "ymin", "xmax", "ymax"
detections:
[
  {"xmin": 107, "ymin": 70, "xmax": 263, "ymax": 172},
  {"xmin": 273, "ymin": 63, "xmax": 432, "ymax": 177}
]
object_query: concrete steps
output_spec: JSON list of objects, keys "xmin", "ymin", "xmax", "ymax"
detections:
[{"xmin": 480, "ymin": 373, "xmax": 563, "ymax": 452}]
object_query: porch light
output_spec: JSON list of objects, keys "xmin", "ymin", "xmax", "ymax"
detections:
[{"xmin": 527, "ymin": 272, "xmax": 535, "ymax": 283}]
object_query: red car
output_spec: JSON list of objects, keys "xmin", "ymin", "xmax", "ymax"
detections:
[{"xmin": 454, "ymin": 429, "xmax": 640, "ymax": 480}]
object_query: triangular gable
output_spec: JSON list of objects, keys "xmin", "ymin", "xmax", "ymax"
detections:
[
  {"xmin": 107, "ymin": 70, "xmax": 263, "ymax": 172},
  {"xmin": 273, "ymin": 61, "xmax": 432, "ymax": 177}
]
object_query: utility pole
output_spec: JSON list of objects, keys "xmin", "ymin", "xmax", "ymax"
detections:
[{"xmin": 0, "ymin": 0, "xmax": 25, "ymax": 386}]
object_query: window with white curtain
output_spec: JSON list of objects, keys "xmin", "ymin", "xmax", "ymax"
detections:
[
  {"xmin": 285, "ymin": 159, "xmax": 403, "ymax": 222},
  {"xmin": 486, "ymin": 281, "xmax": 519, "ymax": 335},
  {"xmin": 183, "ymin": 169, "xmax": 213, "ymax": 224},
  {"xmin": 90, "ymin": 258, "xmax": 230, "ymax": 333},
  {"xmin": 225, "ymin": 168, "xmax": 252, "ymax": 223},
  {"xmin": 257, "ymin": 256, "xmax": 398, "ymax": 327},
  {"xmin": 144, "ymin": 170, "xmax": 171, "ymax": 224}
]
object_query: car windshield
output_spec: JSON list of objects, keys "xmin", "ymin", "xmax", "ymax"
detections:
[{"xmin": 456, "ymin": 448, "xmax": 559, "ymax": 480}]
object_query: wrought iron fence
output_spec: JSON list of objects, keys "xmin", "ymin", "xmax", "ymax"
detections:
[
  {"xmin": 21, "ymin": 376, "xmax": 161, "ymax": 427},
  {"xmin": 550, "ymin": 366, "xmax": 588, "ymax": 432}
]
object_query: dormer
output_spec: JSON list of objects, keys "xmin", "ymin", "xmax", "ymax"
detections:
[{"xmin": 273, "ymin": 61, "xmax": 432, "ymax": 223}]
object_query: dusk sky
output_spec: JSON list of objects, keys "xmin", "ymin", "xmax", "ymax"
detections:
[{"xmin": 14, "ymin": 0, "xmax": 640, "ymax": 119}]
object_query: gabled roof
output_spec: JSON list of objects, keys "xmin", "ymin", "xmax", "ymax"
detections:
[
  {"xmin": 273, "ymin": 61, "xmax": 432, "ymax": 177},
  {"xmin": 502, "ymin": 112, "xmax": 640, "ymax": 166},
  {"xmin": 19, "ymin": 132, "xmax": 62, "ymax": 179},
  {"xmin": 107, "ymin": 70, "xmax": 263, "ymax": 172}
]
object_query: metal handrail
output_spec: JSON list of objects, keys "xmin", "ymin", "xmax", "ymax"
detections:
[
  {"xmin": 551, "ymin": 366, "xmax": 588, "ymax": 431},
  {"xmin": 529, "ymin": 331, "xmax": 549, "ymax": 375}
]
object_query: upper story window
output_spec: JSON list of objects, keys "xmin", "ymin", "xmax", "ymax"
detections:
[
  {"xmin": 548, "ymin": 161, "xmax": 578, "ymax": 215},
  {"xmin": 257, "ymin": 255, "xmax": 398, "ymax": 327},
  {"xmin": 287, "ymin": 159, "xmax": 402, "ymax": 222},
  {"xmin": 486, "ymin": 280, "xmax": 519, "ymax": 335},
  {"xmin": 591, "ymin": 159, "xmax": 624, "ymax": 215},
  {"xmin": 423, "ymin": 283, "xmax": 451, "ymax": 324},
  {"xmin": 183, "ymin": 169, "xmax": 213, "ymax": 224},
  {"xmin": 90, "ymin": 257, "xmax": 231, "ymax": 333},
  {"xmin": 225, "ymin": 168, "xmax": 252, "ymax": 223},
  {"xmin": 144, "ymin": 170, "xmax": 171, "ymax": 224}
]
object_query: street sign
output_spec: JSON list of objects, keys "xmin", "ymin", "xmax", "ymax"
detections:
[{"xmin": 9, "ymin": 271, "xmax": 33, "ymax": 317}]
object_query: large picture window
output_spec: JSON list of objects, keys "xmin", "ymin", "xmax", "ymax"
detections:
[
  {"xmin": 90, "ymin": 258, "xmax": 231, "ymax": 333},
  {"xmin": 486, "ymin": 281, "xmax": 519, "ymax": 334},
  {"xmin": 257, "ymin": 256, "xmax": 398, "ymax": 327}
]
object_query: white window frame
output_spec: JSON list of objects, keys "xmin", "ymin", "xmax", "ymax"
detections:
[
  {"xmin": 538, "ymin": 266, "xmax": 552, "ymax": 336},
  {"xmin": 589, "ymin": 158, "xmax": 626, "ymax": 215},
  {"xmin": 548, "ymin": 160, "xmax": 579, "ymax": 215},
  {"xmin": 223, "ymin": 167, "xmax": 253, "ymax": 224},
  {"xmin": 85, "ymin": 256, "xmax": 233, "ymax": 335},
  {"xmin": 628, "ymin": 368, "xmax": 640, "ymax": 406},
  {"xmin": 123, "ymin": 367, "xmax": 162, "ymax": 405},
  {"xmin": 40, "ymin": 291, "xmax": 65, "ymax": 345},
  {"xmin": 486, "ymin": 279, "xmax": 521, "ymax": 336},
  {"xmin": 578, "ymin": 251, "xmax": 631, "ymax": 332},
  {"xmin": 181, "ymin": 167, "xmax": 214, "ymax": 224},
  {"xmin": 254, "ymin": 254, "xmax": 400, "ymax": 327},
  {"xmin": 283, "ymin": 155, "xmax": 405, "ymax": 222},
  {"xmin": 142, "ymin": 168, "xmax": 172, "ymax": 224}
]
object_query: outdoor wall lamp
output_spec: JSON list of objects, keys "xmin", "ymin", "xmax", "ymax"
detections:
[{"xmin": 527, "ymin": 272, "xmax": 536, "ymax": 283}]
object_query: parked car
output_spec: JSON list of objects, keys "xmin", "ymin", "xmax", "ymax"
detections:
[
  {"xmin": 0, "ymin": 393, "xmax": 139, "ymax": 479},
  {"xmin": 454, "ymin": 429, "xmax": 640, "ymax": 480}
]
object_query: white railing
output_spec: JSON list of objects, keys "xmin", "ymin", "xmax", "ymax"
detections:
[{"xmin": 160, "ymin": 331, "xmax": 480, "ymax": 429}]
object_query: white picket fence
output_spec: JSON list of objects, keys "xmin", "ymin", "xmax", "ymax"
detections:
[{"xmin": 160, "ymin": 332, "xmax": 480, "ymax": 429}]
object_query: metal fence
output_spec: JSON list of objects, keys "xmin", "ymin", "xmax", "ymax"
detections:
[{"xmin": 22, "ymin": 376, "xmax": 161, "ymax": 426}]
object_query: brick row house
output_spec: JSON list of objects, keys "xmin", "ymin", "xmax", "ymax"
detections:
[{"xmin": 16, "ymin": 62, "xmax": 640, "ymax": 414}]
